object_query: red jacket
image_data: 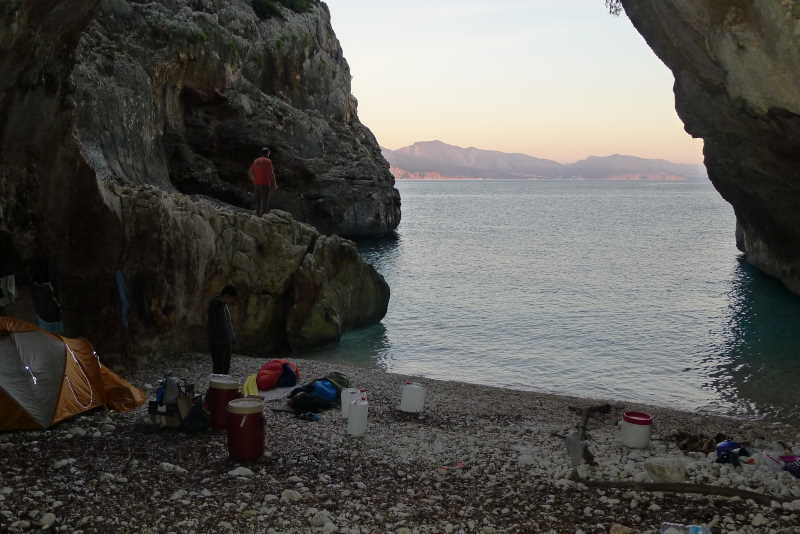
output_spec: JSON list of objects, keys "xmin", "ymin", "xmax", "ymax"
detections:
[{"xmin": 249, "ymin": 157, "xmax": 275, "ymax": 186}]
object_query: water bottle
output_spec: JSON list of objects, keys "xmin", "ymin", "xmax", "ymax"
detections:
[
  {"xmin": 346, "ymin": 390, "xmax": 368, "ymax": 436},
  {"xmin": 340, "ymin": 388, "xmax": 360, "ymax": 419},
  {"xmin": 660, "ymin": 523, "xmax": 710, "ymax": 534}
]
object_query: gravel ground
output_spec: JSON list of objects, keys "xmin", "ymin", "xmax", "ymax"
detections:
[{"xmin": 1, "ymin": 353, "xmax": 799, "ymax": 534}]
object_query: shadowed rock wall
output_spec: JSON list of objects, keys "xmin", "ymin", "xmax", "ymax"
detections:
[
  {"xmin": 621, "ymin": 1, "xmax": 800, "ymax": 294},
  {"xmin": 0, "ymin": 0, "xmax": 392, "ymax": 356}
]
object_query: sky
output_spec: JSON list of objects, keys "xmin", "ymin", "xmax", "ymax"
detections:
[{"xmin": 326, "ymin": 0, "xmax": 705, "ymax": 165}]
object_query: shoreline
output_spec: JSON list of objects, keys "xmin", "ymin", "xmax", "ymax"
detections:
[{"xmin": 1, "ymin": 353, "xmax": 799, "ymax": 533}]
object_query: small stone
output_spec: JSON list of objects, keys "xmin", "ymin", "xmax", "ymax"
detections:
[
  {"xmin": 218, "ymin": 521, "xmax": 234, "ymax": 530},
  {"xmin": 322, "ymin": 523, "xmax": 337, "ymax": 534},
  {"xmin": 10, "ymin": 520, "xmax": 31, "ymax": 530},
  {"xmin": 53, "ymin": 459, "xmax": 75, "ymax": 470},
  {"xmin": 751, "ymin": 513, "xmax": 767, "ymax": 527},
  {"xmin": 310, "ymin": 511, "xmax": 331, "ymax": 527},
  {"xmin": 609, "ymin": 525, "xmax": 639, "ymax": 534},
  {"xmin": 39, "ymin": 512, "xmax": 57, "ymax": 529},
  {"xmin": 200, "ymin": 490, "xmax": 212, "ymax": 497},
  {"xmin": 645, "ymin": 457, "xmax": 687, "ymax": 483},
  {"xmin": 227, "ymin": 467, "xmax": 254, "ymax": 477},
  {"xmin": 160, "ymin": 463, "xmax": 187, "ymax": 474},
  {"xmin": 170, "ymin": 490, "xmax": 187, "ymax": 500},
  {"xmin": 280, "ymin": 489, "xmax": 302, "ymax": 503}
]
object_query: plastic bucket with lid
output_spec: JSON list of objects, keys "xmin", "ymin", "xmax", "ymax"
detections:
[
  {"xmin": 226, "ymin": 397, "xmax": 265, "ymax": 461},
  {"xmin": 620, "ymin": 411, "xmax": 653, "ymax": 448},
  {"xmin": 208, "ymin": 375, "xmax": 241, "ymax": 430},
  {"xmin": 399, "ymin": 381, "xmax": 425, "ymax": 413}
]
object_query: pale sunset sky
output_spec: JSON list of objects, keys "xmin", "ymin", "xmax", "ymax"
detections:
[{"xmin": 327, "ymin": 0, "xmax": 705, "ymax": 165}]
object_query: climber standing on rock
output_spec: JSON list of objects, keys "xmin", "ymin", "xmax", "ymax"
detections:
[
  {"xmin": 249, "ymin": 147, "xmax": 278, "ymax": 217},
  {"xmin": 207, "ymin": 285, "xmax": 238, "ymax": 375}
]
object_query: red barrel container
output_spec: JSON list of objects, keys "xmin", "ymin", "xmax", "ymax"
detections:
[
  {"xmin": 226, "ymin": 397, "xmax": 265, "ymax": 461},
  {"xmin": 208, "ymin": 375, "xmax": 241, "ymax": 430}
]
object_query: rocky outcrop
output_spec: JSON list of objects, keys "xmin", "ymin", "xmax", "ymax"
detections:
[
  {"xmin": 620, "ymin": 1, "xmax": 800, "ymax": 293},
  {"xmin": 0, "ymin": 0, "xmax": 393, "ymax": 355}
]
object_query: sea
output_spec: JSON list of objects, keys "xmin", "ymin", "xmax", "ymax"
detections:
[{"xmin": 305, "ymin": 179, "xmax": 800, "ymax": 421}]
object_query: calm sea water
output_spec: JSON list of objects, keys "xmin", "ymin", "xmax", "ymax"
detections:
[{"xmin": 306, "ymin": 180, "xmax": 800, "ymax": 421}]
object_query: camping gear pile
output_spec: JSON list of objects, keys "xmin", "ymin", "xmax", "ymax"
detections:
[
  {"xmin": 147, "ymin": 374, "xmax": 207, "ymax": 432},
  {"xmin": 0, "ymin": 317, "xmax": 145, "ymax": 431}
]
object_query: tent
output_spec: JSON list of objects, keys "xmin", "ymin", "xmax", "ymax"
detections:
[{"xmin": 0, "ymin": 317, "xmax": 145, "ymax": 431}]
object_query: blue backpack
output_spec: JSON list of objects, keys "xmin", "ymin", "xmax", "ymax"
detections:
[{"xmin": 287, "ymin": 374, "xmax": 349, "ymax": 413}]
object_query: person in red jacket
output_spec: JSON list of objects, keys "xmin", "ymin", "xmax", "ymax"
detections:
[{"xmin": 249, "ymin": 147, "xmax": 278, "ymax": 216}]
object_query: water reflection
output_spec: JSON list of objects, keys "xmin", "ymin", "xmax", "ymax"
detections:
[
  {"xmin": 703, "ymin": 257, "xmax": 800, "ymax": 421},
  {"xmin": 357, "ymin": 233, "xmax": 402, "ymax": 274},
  {"xmin": 301, "ymin": 323, "xmax": 392, "ymax": 369}
]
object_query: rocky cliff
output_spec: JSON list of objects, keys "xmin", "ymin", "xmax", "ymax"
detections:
[
  {"xmin": 0, "ymin": 0, "xmax": 394, "ymax": 356},
  {"xmin": 621, "ymin": 1, "xmax": 800, "ymax": 293}
]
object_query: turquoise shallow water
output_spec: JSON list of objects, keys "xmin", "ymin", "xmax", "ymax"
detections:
[{"xmin": 305, "ymin": 180, "xmax": 800, "ymax": 421}]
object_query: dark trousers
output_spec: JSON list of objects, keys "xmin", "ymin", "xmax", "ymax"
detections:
[
  {"xmin": 210, "ymin": 343, "xmax": 232, "ymax": 374},
  {"xmin": 255, "ymin": 184, "xmax": 272, "ymax": 216}
]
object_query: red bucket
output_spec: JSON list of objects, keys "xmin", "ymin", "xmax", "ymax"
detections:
[
  {"xmin": 227, "ymin": 397, "xmax": 265, "ymax": 462},
  {"xmin": 208, "ymin": 375, "xmax": 241, "ymax": 430}
]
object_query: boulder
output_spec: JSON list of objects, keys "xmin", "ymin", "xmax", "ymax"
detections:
[
  {"xmin": 0, "ymin": 0, "xmax": 394, "ymax": 355},
  {"xmin": 621, "ymin": 1, "xmax": 800, "ymax": 294}
]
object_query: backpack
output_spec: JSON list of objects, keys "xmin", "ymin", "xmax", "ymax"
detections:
[
  {"xmin": 287, "ymin": 373, "xmax": 350, "ymax": 413},
  {"xmin": 148, "ymin": 374, "xmax": 208, "ymax": 432}
]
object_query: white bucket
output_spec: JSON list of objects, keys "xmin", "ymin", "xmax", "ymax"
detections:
[
  {"xmin": 399, "ymin": 381, "xmax": 425, "ymax": 413},
  {"xmin": 620, "ymin": 411, "xmax": 653, "ymax": 448},
  {"xmin": 340, "ymin": 388, "xmax": 360, "ymax": 418},
  {"xmin": 347, "ymin": 397, "xmax": 368, "ymax": 436}
]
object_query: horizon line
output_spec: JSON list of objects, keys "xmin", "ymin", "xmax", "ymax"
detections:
[{"xmin": 381, "ymin": 139, "xmax": 706, "ymax": 167}]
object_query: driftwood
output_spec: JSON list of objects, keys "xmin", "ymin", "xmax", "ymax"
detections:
[{"xmin": 572, "ymin": 475, "xmax": 787, "ymax": 506}]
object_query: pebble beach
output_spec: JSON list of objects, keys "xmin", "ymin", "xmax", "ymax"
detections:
[{"xmin": 1, "ymin": 353, "xmax": 799, "ymax": 534}]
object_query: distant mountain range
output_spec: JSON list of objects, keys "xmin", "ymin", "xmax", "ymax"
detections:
[{"xmin": 381, "ymin": 140, "xmax": 707, "ymax": 181}]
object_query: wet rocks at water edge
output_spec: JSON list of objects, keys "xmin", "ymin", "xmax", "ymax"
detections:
[{"xmin": 0, "ymin": 353, "xmax": 799, "ymax": 532}]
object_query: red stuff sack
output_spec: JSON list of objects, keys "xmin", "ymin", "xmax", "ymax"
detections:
[{"xmin": 256, "ymin": 359, "xmax": 300, "ymax": 391}]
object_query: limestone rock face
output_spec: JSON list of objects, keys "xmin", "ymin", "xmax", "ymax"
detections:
[
  {"xmin": 0, "ymin": 0, "xmax": 392, "ymax": 354},
  {"xmin": 1, "ymin": 0, "xmax": 399, "ymax": 237},
  {"xmin": 621, "ymin": 1, "xmax": 800, "ymax": 293}
]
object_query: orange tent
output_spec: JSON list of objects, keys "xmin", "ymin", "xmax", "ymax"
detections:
[{"xmin": 0, "ymin": 317, "xmax": 145, "ymax": 431}]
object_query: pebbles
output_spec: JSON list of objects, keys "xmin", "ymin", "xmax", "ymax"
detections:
[
  {"xmin": 0, "ymin": 352, "xmax": 798, "ymax": 533},
  {"xmin": 159, "ymin": 462, "xmax": 187, "ymax": 474},
  {"xmin": 227, "ymin": 467, "xmax": 254, "ymax": 477}
]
